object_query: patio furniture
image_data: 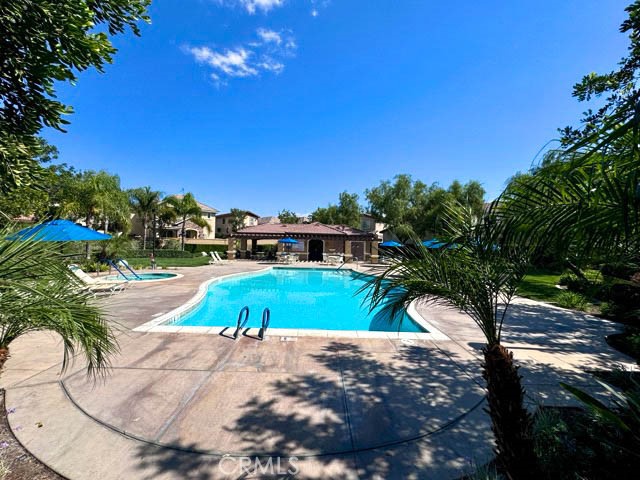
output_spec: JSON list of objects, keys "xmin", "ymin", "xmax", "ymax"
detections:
[{"xmin": 68, "ymin": 265, "xmax": 128, "ymax": 295}]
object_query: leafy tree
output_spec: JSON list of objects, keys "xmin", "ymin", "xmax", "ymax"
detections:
[
  {"xmin": 278, "ymin": 209, "xmax": 299, "ymax": 224},
  {"xmin": 0, "ymin": 162, "xmax": 78, "ymax": 224},
  {"xmin": 129, "ymin": 186, "xmax": 161, "ymax": 250},
  {"xmin": 162, "ymin": 193, "xmax": 209, "ymax": 250},
  {"xmin": 0, "ymin": 0, "xmax": 150, "ymax": 191},
  {"xmin": 363, "ymin": 206, "xmax": 538, "ymax": 479},
  {"xmin": 365, "ymin": 174, "xmax": 485, "ymax": 241},
  {"xmin": 311, "ymin": 191, "xmax": 361, "ymax": 227},
  {"xmin": 228, "ymin": 208, "xmax": 248, "ymax": 233},
  {"xmin": 560, "ymin": 1, "xmax": 640, "ymax": 149},
  {"xmin": 65, "ymin": 170, "xmax": 130, "ymax": 233},
  {"xmin": 0, "ymin": 225, "xmax": 118, "ymax": 376}
]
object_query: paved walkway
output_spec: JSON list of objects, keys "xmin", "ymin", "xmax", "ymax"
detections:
[{"xmin": 1, "ymin": 262, "xmax": 635, "ymax": 479}]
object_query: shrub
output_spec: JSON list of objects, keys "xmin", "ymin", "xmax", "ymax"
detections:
[
  {"xmin": 183, "ymin": 243, "xmax": 228, "ymax": 255},
  {"xmin": 122, "ymin": 249, "xmax": 194, "ymax": 258},
  {"xmin": 555, "ymin": 291, "xmax": 589, "ymax": 311}
]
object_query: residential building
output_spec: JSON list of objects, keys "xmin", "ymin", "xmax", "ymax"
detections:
[{"xmin": 215, "ymin": 211, "xmax": 260, "ymax": 237}]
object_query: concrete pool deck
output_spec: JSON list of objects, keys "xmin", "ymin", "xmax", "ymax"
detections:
[{"xmin": 1, "ymin": 262, "xmax": 636, "ymax": 479}]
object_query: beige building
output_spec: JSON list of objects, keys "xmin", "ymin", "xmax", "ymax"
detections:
[
  {"xmin": 215, "ymin": 211, "xmax": 260, "ymax": 237},
  {"xmin": 131, "ymin": 196, "xmax": 219, "ymax": 240}
]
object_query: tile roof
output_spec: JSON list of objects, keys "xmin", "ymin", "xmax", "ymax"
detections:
[{"xmin": 233, "ymin": 222, "xmax": 376, "ymax": 239}]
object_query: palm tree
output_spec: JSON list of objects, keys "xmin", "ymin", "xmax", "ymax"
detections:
[
  {"xmin": 0, "ymin": 225, "xmax": 118, "ymax": 376},
  {"xmin": 496, "ymin": 137, "xmax": 639, "ymax": 270},
  {"xmin": 162, "ymin": 193, "xmax": 210, "ymax": 251},
  {"xmin": 362, "ymin": 206, "xmax": 539, "ymax": 479},
  {"xmin": 129, "ymin": 186, "xmax": 161, "ymax": 250}
]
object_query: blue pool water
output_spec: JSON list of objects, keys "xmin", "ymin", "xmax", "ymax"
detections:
[
  {"xmin": 105, "ymin": 272, "xmax": 178, "ymax": 281},
  {"xmin": 172, "ymin": 268, "xmax": 426, "ymax": 332}
]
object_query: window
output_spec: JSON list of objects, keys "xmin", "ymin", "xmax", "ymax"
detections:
[{"xmin": 222, "ymin": 218, "xmax": 226, "ymax": 224}]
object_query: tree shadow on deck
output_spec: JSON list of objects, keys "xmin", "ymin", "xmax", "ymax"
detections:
[{"xmin": 134, "ymin": 340, "xmax": 493, "ymax": 479}]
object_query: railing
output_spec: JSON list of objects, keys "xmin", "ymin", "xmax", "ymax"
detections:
[
  {"xmin": 234, "ymin": 306, "xmax": 250, "ymax": 339},
  {"xmin": 117, "ymin": 258, "xmax": 142, "ymax": 280},
  {"xmin": 258, "ymin": 308, "xmax": 271, "ymax": 341}
]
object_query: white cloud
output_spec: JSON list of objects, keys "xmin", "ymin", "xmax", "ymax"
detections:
[
  {"xmin": 256, "ymin": 28, "xmax": 282, "ymax": 45},
  {"xmin": 185, "ymin": 29, "xmax": 296, "ymax": 86},
  {"xmin": 215, "ymin": 0, "xmax": 285, "ymax": 15}
]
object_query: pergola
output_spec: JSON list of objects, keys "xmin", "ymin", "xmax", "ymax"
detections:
[{"xmin": 229, "ymin": 222, "xmax": 379, "ymax": 262}]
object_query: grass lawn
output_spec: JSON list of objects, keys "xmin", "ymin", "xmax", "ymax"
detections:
[
  {"xmin": 123, "ymin": 256, "xmax": 211, "ymax": 268},
  {"xmin": 518, "ymin": 270, "xmax": 563, "ymax": 303}
]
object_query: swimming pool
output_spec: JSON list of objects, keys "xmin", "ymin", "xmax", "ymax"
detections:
[
  {"xmin": 170, "ymin": 267, "xmax": 427, "ymax": 332},
  {"xmin": 104, "ymin": 272, "xmax": 180, "ymax": 282}
]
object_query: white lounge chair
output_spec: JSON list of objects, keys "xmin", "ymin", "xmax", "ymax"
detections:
[
  {"xmin": 213, "ymin": 251, "xmax": 228, "ymax": 263},
  {"xmin": 208, "ymin": 252, "xmax": 223, "ymax": 265},
  {"xmin": 68, "ymin": 265, "xmax": 128, "ymax": 295}
]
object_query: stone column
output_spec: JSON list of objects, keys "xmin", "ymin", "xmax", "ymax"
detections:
[
  {"xmin": 227, "ymin": 237, "xmax": 236, "ymax": 260},
  {"xmin": 369, "ymin": 240, "xmax": 379, "ymax": 264},
  {"xmin": 344, "ymin": 240, "xmax": 352, "ymax": 263},
  {"xmin": 239, "ymin": 238, "xmax": 248, "ymax": 259}
]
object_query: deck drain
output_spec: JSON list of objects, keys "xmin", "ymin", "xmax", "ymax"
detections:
[
  {"xmin": 280, "ymin": 336, "xmax": 298, "ymax": 342},
  {"xmin": 401, "ymin": 339, "xmax": 415, "ymax": 346}
]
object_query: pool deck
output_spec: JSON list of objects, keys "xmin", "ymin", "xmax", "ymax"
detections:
[{"xmin": 1, "ymin": 262, "xmax": 636, "ymax": 479}]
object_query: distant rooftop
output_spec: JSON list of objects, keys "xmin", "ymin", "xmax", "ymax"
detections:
[
  {"xmin": 217, "ymin": 210, "xmax": 260, "ymax": 218},
  {"xmin": 233, "ymin": 222, "xmax": 376, "ymax": 240},
  {"xmin": 171, "ymin": 194, "xmax": 218, "ymax": 213}
]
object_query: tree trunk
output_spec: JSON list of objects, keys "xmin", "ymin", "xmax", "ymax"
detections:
[
  {"xmin": 482, "ymin": 343, "xmax": 538, "ymax": 480},
  {"xmin": 85, "ymin": 213, "xmax": 92, "ymax": 259},
  {"xmin": 181, "ymin": 216, "xmax": 186, "ymax": 251},
  {"xmin": 142, "ymin": 218, "xmax": 147, "ymax": 250},
  {"xmin": 565, "ymin": 259, "xmax": 587, "ymax": 280},
  {"xmin": 0, "ymin": 347, "xmax": 9, "ymax": 373}
]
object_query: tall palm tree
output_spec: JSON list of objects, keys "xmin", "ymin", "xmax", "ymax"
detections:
[
  {"xmin": 129, "ymin": 186, "xmax": 161, "ymax": 250},
  {"xmin": 0, "ymin": 225, "xmax": 118, "ymax": 376},
  {"xmin": 363, "ymin": 206, "xmax": 538, "ymax": 479},
  {"xmin": 162, "ymin": 193, "xmax": 210, "ymax": 251}
]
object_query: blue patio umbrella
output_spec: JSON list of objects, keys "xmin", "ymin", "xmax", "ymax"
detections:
[
  {"xmin": 422, "ymin": 238, "xmax": 446, "ymax": 249},
  {"xmin": 379, "ymin": 240, "xmax": 403, "ymax": 247},
  {"xmin": 7, "ymin": 220, "xmax": 112, "ymax": 242},
  {"xmin": 278, "ymin": 237, "xmax": 298, "ymax": 244}
]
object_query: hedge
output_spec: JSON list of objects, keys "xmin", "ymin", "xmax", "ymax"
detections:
[
  {"xmin": 183, "ymin": 244, "xmax": 228, "ymax": 254},
  {"xmin": 122, "ymin": 249, "xmax": 195, "ymax": 258}
]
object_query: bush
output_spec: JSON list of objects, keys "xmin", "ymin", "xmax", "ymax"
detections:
[
  {"xmin": 607, "ymin": 328, "xmax": 640, "ymax": 362},
  {"xmin": 183, "ymin": 243, "xmax": 228, "ymax": 255},
  {"xmin": 122, "ymin": 249, "xmax": 195, "ymax": 258},
  {"xmin": 555, "ymin": 291, "xmax": 589, "ymax": 311}
]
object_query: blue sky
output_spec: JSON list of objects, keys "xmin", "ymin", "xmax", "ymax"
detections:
[{"xmin": 45, "ymin": 0, "xmax": 629, "ymax": 215}]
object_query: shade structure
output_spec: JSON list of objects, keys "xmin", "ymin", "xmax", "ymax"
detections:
[
  {"xmin": 379, "ymin": 240, "xmax": 403, "ymax": 247},
  {"xmin": 7, "ymin": 220, "xmax": 112, "ymax": 242},
  {"xmin": 278, "ymin": 237, "xmax": 299, "ymax": 244}
]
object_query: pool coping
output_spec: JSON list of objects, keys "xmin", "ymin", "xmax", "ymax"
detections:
[{"xmin": 132, "ymin": 266, "xmax": 450, "ymax": 341}]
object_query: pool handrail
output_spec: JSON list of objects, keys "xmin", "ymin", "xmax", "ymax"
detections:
[
  {"xmin": 234, "ymin": 306, "xmax": 250, "ymax": 339},
  {"xmin": 259, "ymin": 308, "xmax": 271, "ymax": 341}
]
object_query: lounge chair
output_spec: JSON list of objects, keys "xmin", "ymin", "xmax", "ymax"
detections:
[
  {"xmin": 208, "ymin": 252, "xmax": 223, "ymax": 265},
  {"xmin": 213, "ymin": 251, "xmax": 228, "ymax": 263},
  {"xmin": 68, "ymin": 265, "xmax": 128, "ymax": 295}
]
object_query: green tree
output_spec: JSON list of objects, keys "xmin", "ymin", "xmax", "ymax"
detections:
[
  {"xmin": 0, "ymin": 0, "xmax": 150, "ymax": 191},
  {"xmin": 129, "ymin": 186, "xmax": 161, "ymax": 250},
  {"xmin": 365, "ymin": 175, "xmax": 485, "ymax": 241},
  {"xmin": 560, "ymin": 1, "xmax": 640, "ymax": 149},
  {"xmin": 311, "ymin": 191, "xmax": 361, "ymax": 227},
  {"xmin": 66, "ymin": 171, "xmax": 130, "ymax": 233},
  {"xmin": 0, "ymin": 225, "xmax": 118, "ymax": 376},
  {"xmin": 363, "ymin": 206, "xmax": 538, "ymax": 479},
  {"xmin": 162, "ymin": 193, "xmax": 209, "ymax": 250},
  {"xmin": 228, "ymin": 208, "xmax": 248, "ymax": 233},
  {"xmin": 278, "ymin": 209, "xmax": 299, "ymax": 224}
]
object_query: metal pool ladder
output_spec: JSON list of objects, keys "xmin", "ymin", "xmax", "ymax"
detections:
[
  {"xmin": 234, "ymin": 306, "xmax": 250, "ymax": 339},
  {"xmin": 259, "ymin": 308, "xmax": 271, "ymax": 341}
]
